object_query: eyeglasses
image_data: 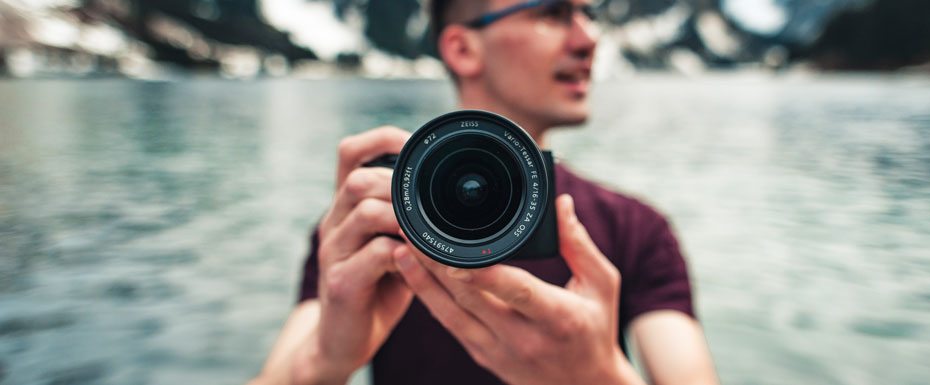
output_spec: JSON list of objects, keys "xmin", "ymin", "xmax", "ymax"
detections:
[{"xmin": 465, "ymin": 0, "xmax": 599, "ymax": 29}]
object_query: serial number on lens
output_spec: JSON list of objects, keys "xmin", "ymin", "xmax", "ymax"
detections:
[{"xmin": 421, "ymin": 232, "xmax": 455, "ymax": 254}]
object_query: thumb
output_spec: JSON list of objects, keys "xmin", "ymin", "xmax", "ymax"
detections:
[{"xmin": 556, "ymin": 194, "xmax": 621, "ymax": 297}]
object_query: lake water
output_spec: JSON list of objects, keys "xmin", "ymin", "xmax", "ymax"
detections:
[{"xmin": 1, "ymin": 75, "xmax": 928, "ymax": 385}]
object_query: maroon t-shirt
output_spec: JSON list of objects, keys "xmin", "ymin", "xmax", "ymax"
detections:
[{"xmin": 298, "ymin": 163, "xmax": 694, "ymax": 385}]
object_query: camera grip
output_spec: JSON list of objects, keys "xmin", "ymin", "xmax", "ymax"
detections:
[{"xmin": 362, "ymin": 154, "xmax": 399, "ymax": 169}]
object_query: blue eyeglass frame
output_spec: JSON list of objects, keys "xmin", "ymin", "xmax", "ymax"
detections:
[{"xmin": 465, "ymin": 0, "xmax": 596, "ymax": 29}]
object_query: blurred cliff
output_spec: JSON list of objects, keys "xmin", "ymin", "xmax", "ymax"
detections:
[{"xmin": 1, "ymin": 0, "xmax": 928, "ymax": 78}]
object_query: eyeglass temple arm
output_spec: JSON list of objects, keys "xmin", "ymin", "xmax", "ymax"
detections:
[{"xmin": 465, "ymin": 0, "xmax": 550, "ymax": 28}]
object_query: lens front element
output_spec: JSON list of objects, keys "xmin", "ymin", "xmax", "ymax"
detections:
[
  {"xmin": 391, "ymin": 110, "xmax": 550, "ymax": 268},
  {"xmin": 456, "ymin": 173, "xmax": 487, "ymax": 207},
  {"xmin": 420, "ymin": 137, "xmax": 523, "ymax": 242}
]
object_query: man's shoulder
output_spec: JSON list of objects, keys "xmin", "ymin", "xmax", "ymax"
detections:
[{"xmin": 554, "ymin": 162, "xmax": 669, "ymax": 231}]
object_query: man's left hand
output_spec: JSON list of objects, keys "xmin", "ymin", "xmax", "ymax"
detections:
[{"xmin": 393, "ymin": 194, "xmax": 647, "ymax": 385}]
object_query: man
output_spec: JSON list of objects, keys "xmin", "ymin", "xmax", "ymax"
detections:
[{"xmin": 250, "ymin": 0, "xmax": 718, "ymax": 384}]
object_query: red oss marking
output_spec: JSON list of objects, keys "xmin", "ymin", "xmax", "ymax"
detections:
[{"xmin": 481, "ymin": 248, "xmax": 492, "ymax": 255}]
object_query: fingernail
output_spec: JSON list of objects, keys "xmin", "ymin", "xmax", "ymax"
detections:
[
  {"xmin": 395, "ymin": 252, "xmax": 414, "ymax": 271},
  {"xmin": 447, "ymin": 266, "xmax": 473, "ymax": 282}
]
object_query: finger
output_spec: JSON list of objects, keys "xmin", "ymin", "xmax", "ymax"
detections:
[
  {"xmin": 392, "ymin": 247, "xmax": 497, "ymax": 353},
  {"xmin": 394, "ymin": 230, "xmax": 529, "ymax": 322},
  {"xmin": 322, "ymin": 198, "xmax": 400, "ymax": 262},
  {"xmin": 444, "ymin": 263, "xmax": 569, "ymax": 322},
  {"xmin": 557, "ymin": 194, "xmax": 621, "ymax": 298},
  {"xmin": 373, "ymin": 271, "xmax": 415, "ymax": 324},
  {"xmin": 336, "ymin": 126, "xmax": 410, "ymax": 188},
  {"xmin": 323, "ymin": 236, "xmax": 404, "ymax": 306},
  {"xmin": 412, "ymin": 251, "xmax": 520, "ymax": 329},
  {"xmin": 324, "ymin": 167, "xmax": 393, "ymax": 231}
]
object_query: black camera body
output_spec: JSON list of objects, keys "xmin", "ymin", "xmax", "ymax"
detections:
[{"xmin": 367, "ymin": 110, "xmax": 559, "ymax": 268}]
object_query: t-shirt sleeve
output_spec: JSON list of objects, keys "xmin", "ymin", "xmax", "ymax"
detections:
[
  {"xmin": 297, "ymin": 226, "xmax": 321, "ymax": 302},
  {"xmin": 619, "ymin": 215, "xmax": 695, "ymax": 329}
]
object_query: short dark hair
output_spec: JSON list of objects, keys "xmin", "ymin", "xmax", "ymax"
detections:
[{"xmin": 428, "ymin": 0, "xmax": 489, "ymax": 48}]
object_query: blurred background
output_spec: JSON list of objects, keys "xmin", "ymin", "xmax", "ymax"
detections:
[
  {"xmin": 0, "ymin": 0, "xmax": 928, "ymax": 384},
  {"xmin": 2, "ymin": 0, "xmax": 930, "ymax": 77}
]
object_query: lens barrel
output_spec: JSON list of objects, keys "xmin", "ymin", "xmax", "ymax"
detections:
[{"xmin": 391, "ymin": 110, "xmax": 551, "ymax": 268}]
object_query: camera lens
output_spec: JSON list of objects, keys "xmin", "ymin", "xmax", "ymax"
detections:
[
  {"xmin": 391, "ymin": 110, "xmax": 550, "ymax": 268},
  {"xmin": 419, "ymin": 138, "xmax": 523, "ymax": 242}
]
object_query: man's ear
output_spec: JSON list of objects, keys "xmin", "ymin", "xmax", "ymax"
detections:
[{"xmin": 439, "ymin": 25, "xmax": 483, "ymax": 79}]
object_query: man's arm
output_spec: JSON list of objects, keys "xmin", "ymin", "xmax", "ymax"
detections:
[
  {"xmin": 248, "ymin": 300, "xmax": 320, "ymax": 385},
  {"xmin": 248, "ymin": 126, "xmax": 415, "ymax": 385},
  {"xmin": 630, "ymin": 310, "xmax": 719, "ymax": 385}
]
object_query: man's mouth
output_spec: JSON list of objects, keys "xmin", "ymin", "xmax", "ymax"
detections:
[
  {"xmin": 554, "ymin": 71, "xmax": 587, "ymax": 82},
  {"xmin": 554, "ymin": 68, "xmax": 590, "ymax": 96}
]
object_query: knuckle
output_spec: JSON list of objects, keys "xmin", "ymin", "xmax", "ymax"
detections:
[
  {"xmin": 369, "ymin": 237, "xmax": 398, "ymax": 261},
  {"xmin": 343, "ymin": 169, "xmax": 373, "ymax": 197},
  {"xmin": 508, "ymin": 285, "xmax": 534, "ymax": 307},
  {"xmin": 355, "ymin": 198, "xmax": 386, "ymax": 222},
  {"xmin": 370, "ymin": 234, "xmax": 395, "ymax": 250},
  {"xmin": 451, "ymin": 290, "xmax": 479, "ymax": 309},
  {"xmin": 399, "ymin": 260, "xmax": 427, "ymax": 289},
  {"xmin": 323, "ymin": 266, "xmax": 349, "ymax": 303}
]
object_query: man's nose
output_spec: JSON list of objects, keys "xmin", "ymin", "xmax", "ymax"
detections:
[{"xmin": 566, "ymin": 13, "xmax": 598, "ymax": 58}]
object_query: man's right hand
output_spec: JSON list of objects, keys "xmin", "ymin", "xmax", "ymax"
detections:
[
  {"xmin": 301, "ymin": 126, "xmax": 412, "ymax": 384},
  {"xmin": 250, "ymin": 126, "xmax": 412, "ymax": 385}
]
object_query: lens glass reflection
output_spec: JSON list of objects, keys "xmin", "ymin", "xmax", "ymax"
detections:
[{"xmin": 419, "ymin": 135, "xmax": 523, "ymax": 241}]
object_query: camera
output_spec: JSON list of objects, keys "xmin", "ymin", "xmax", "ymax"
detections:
[{"xmin": 365, "ymin": 110, "xmax": 559, "ymax": 268}]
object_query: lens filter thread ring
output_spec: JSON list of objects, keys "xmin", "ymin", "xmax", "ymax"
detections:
[{"xmin": 391, "ymin": 110, "xmax": 550, "ymax": 268}]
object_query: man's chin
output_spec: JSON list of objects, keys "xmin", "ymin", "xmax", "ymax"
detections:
[{"xmin": 547, "ymin": 106, "xmax": 589, "ymax": 128}]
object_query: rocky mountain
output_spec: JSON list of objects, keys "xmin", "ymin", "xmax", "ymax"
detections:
[{"xmin": 1, "ymin": 0, "xmax": 927, "ymax": 78}]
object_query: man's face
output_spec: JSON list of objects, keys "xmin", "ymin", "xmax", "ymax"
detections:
[{"xmin": 476, "ymin": 0, "xmax": 599, "ymax": 128}]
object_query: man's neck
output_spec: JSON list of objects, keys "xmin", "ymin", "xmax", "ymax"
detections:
[{"xmin": 458, "ymin": 100, "xmax": 549, "ymax": 148}]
